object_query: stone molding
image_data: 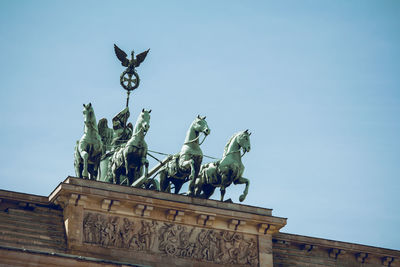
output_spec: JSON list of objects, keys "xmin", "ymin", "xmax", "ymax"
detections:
[
  {"xmin": 46, "ymin": 177, "xmax": 286, "ymax": 266},
  {"xmin": 49, "ymin": 177, "xmax": 286, "ymax": 237},
  {"xmin": 273, "ymin": 232, "xmax": 400, "ymax": 266}
]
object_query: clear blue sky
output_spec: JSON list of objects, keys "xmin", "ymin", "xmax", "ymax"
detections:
[{"xmin": 0, "ymin": 0, "xmax": 399, "ymax": 250}]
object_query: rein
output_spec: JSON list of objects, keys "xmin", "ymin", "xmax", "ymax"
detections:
[
  {"xmin": 118, "ymin": 124, "xmax": 147, "ymax": 141},
  {"xmin": 224, "ymin": 149, "xmax": 247, "ymax": 158},
  {"xmin": 84, "ymin": 119, "xmax": 99, "ymax": 134},
  {"xmin": 109, "ymin": 125, "xmax": 147, "ymax": 150},
  {"xmin": 184, "ymin": 132, "xmax": 208, "ymax": 146},
  {"xmin": 224, "ymin": 135, "xmax": 248, "ymax": 158},
  {"xmin": 132, "ymin": 125, "xmax": 147, "ymax": 137}
]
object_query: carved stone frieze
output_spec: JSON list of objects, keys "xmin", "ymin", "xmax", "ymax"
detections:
[
  {"xmin": 83, "ymin": 212, "xmax": 259, "ymax": 266},
  {"xmin": 83, "ymin": 212, "xmax": 157, "ymax": 250}
]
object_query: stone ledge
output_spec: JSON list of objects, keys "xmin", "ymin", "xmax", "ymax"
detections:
[
  {"xmin": 273, "ymin": 232, "xmax": 400, "ymax": 259},
  {"xmin": 0, "ymin": 245, "xmax": 147, "ymax": 267},
  {"xmin": 55, "ymin": 177, "xmax": 274, "ymax": 216},
  {"xmin": 0, "ymin": 189, "xmax": 49, "ymax": 204},
  {"xmin": 49, "ymin": 177, "xmax": 287, "ymax": 236}
]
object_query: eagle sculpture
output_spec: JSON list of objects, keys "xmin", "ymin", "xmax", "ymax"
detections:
[{"xmin": 114, "ymin": 44, "xmax": 150, "ymax": 75}]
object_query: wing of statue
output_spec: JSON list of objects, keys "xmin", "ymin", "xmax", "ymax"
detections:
[
  {"xmin": 98, "ymin": 118, "xmax": 113, "ymax": 149},
  {"xmin": 135, "ymin": 49, "xmax": 150, "ymax": 67},
  {"xmin": 98, "ymin": 118, "xmax": 109, "ymax": 139},
  {"xmin": 114, "ymin": 44, "xmax": 129, "ymax": 67}
]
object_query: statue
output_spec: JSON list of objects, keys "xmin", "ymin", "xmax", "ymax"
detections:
[
  {"xmin": 74, "ymin": 103, "xmax": 103, "ymax": 179},
  {"xmin": 193, "ymin": 130, "xmax": 251, "ymax": 202},
  {"xmin": 97, "ymin": 107, "xmax": 132, "ymax": 182},
  {"xmin": 159, "ymin": 115, "xmax": 210, "ymax": 194},
  {"xmin": 98, "ymin": 118, "xmax": 114, "ymax": 154},
  {"xmin": 71, "ymin": 44, "xmax": 254, "ymax": 203},
  {"xmin": 96, "ymin": 44, "xmax": 150, "ymax": 183},
  {"xmin": 110, "ymin": 107, "xmax": 132, "ymax": 149},
  {"xmin": 114, "ymin": 44, "xmax": 150, "ymax": 92},
  {"xmin": 109, "ymin": 109, "xmax": 151, "ymax": 185}
]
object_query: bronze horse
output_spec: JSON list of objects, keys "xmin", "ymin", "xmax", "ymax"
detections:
[
  {"xmin": 110, "ymin": 109, "xmax": 151, "ymax": 185},
  {"xmin": 74, "ymin": 103, "xmax": 103, "ymax": 179},
  {"xmin": 159, "ymin": 115, "xmax": 210, "ymax": 194},
  {"xmin": 193, "ymin": 130, "xmax": 251, "ymax": 202}
]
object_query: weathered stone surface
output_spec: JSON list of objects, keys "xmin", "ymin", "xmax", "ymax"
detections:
[
  {"xmin": 50, "ymin": 177, "xmax": 285, "ymax": 266},
  {"xmin": 1, "ymin": 178, "xmax": 399, "ymax": 267},
  {"xmin": 273, "ymin": 232, "xmax": 400, "ymax": 267},
  {"xmin": 0, "ymin": 192, "xmax": 66, "ymax": 253},
  {"xmin": 83, "ymin": 212, "xmax": 258, "ymax": 266}
]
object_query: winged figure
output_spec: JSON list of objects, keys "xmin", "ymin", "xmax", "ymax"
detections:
[{"xmin": 114, "ymin": 44, "xmax": 150, "ymax": 75}]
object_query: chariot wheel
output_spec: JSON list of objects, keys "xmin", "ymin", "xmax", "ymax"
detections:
[{"xmin": 120, "ymin": 70, "xmax": 140, "ymax": 91}]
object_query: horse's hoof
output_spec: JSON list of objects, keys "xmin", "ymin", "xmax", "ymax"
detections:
[{"xmin": 239, "ymin": 194, "xmax": 246, "ymax": 202}]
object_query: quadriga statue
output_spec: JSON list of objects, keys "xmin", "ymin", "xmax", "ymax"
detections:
[
  {"xmin": 193, "ymin": 130, "xmax": 251, "ymax": 202},
  {"xmin": 109, "ymin": 109, "xmax": 151, "ymax": 185},
  {"xmin": 159, "ymin": 115, "xmax": 210, "ymax": 194},
  {"xmin": 74, "ymin": 103, "xmax": 103, "ymax": 179}
]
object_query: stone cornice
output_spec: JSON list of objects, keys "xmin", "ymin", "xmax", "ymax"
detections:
[
  {"xmin": 0, "ymin": 189, "xmax": 49, "ymax": 205},
  {"xmin": 49, "ymin": 177, "xmax": 287, "ymax": 236},
  {"xmin": 273, "ymin": 232, "xmax": 400, "ymax": 259}
]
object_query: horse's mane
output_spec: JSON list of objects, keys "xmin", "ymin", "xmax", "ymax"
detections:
[
  {"xmin": 85, "ymin": 107, "xmax": 99, "ymax": 132},
  {"xmin": 223, "ymin": 132, "xmax": 241, "ymax": 157}
]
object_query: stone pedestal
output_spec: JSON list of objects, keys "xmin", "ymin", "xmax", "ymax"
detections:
[{"xmin": 50, "ymin": 177, "xmax": 287, "ymax": 267}]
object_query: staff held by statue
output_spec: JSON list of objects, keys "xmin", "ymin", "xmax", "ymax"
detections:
[{"xmin": 114, "ymin": 44, "xmax": 150, "ymax": 139}]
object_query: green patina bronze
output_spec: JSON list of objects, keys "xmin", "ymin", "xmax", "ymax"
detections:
[
  {"xmin": 94, "ymin": 44, "xmax": 151, "ymax": 183},
  {"xmin": 193, "ymin": 130, "xmax": 251, "ymax": 202},
  {"xmin": 114, "ymin": 44, "xmax": 150, "ymax": 102},
  {"xmin": 110, "ymin": 107, "xmax": 132, "ymax": 149},
  {"xmin": 159, "ymin": 115, "xmax": 210, "ymax": 194},
  {"xmin": 109, "ymin": 109, "xmax": 152, "ymax": 186},
  {"xmin": 73, "ymin": 44, "xmax": 252, "ymax": 202},
  {"xmin": 97, "ymin": 107, "xmax": 132, "ymax": 182},
  {"xmin": 74, "ymin": 103, "xmax": 103, "ymax": 179}
]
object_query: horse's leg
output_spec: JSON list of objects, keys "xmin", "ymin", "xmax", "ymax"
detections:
[
  {"xmin": 183, "ymin": 159, "xmax": 196, "ymax": 195},
  {"xmin": 159, "ymin": 169, "xmax": 169, "ymax": 193},
  {"xmin": 193, "ymin": 176, "xmax": 202, "ymax": 197},
  {"xmin": 74, "ymin": 158, "xmax": 81, "ymax": 178},
  {"xmin": 111, "ymin": 163, "xmax": 118, "ymax": 185},
  {"xmin": 201, "ymin": 185, "xmax": 215, "ymax": 199},
  {"xmin": 187, "ymin": 177, "xmax": 195, "ymax": 196},
  {"xmin": 89, "ymin": 163, "xmax": 97, "ymax": 180},
  {"xmin": 93, "ymin": 163, "xmax": 99, "ymax": 180},
  {"xmin": 192, "ymin": 167, "xmax": 206, "ymax": 197},
  {"xmin": 234, "ymin": 177, "xmax": 250, "ymax": 202},
  {"xmin": 220, "ymin": 186, "xmax": 226, "ymax": 202},
  {"xmin": 174, "ymin": 181, "xmax": 184, "ymax": 194},
  {"xmin": 123, "ymin": 148, "xmax": 130, "ymax": 176},
  {"xmin": 142, "ymin": 157, "xmax": 149, "ymax": 178},
  {"xmin": 80, "ymin": 151, "xmax": 89, "ymax": 179}
]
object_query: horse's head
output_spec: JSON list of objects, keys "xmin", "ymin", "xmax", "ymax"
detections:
[
  {"xmin": 237, "ymin": 129, "xmax": 251, "ymax": 153},
  {"xmin": 136, "ymin": 108, "xmax": 151, "ymax": 134},
  {"xmin": 83, "ymin": 103, "xmax": 96, "ymax": 126},
  {"xmin": 193, "ymin": 115, "xmax": 211, "ymax": 136}
]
